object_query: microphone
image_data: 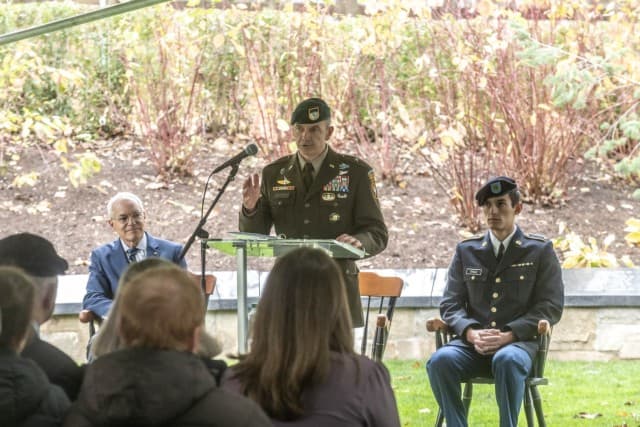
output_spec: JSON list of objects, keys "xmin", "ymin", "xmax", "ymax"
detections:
[{"xmin": 212, "ymin": 143, "xmax": 258, "ymax": 174}]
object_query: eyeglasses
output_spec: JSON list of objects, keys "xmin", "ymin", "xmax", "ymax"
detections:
[{"xmin": 113, "ymin": 212, "xmax": 144, "ymax": 224}]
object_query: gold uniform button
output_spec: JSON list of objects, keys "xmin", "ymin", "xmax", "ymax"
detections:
[
  {"xmin": 492, "ymin": 292, "xmax": 499, "ymax": 299},
  {"xmin": 495, "ymin": 277, "xmax": 501, "ymax": 284},
  {"xmin": 490, "ymin": 321, "xmax": 497, "ymax": 327},
  {"xmin": 490, "ymin": 307, "xmax": 497, "ymax": 313},
  {"xmin": 303, "ymin": 219, "xmax": 310, "ymax": 224},
  {"xmin": 304, "ymin": 203, "xmax": 311, "ymax": 208},
  {"xmin": 520, "ymin": 275, "xmax": 525, "ymax": 280}
]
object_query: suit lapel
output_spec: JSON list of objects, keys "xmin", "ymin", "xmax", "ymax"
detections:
[
  {"xmin": 110, "ymin": 239, "xmax": 129, "ymax": 271},
  {"xmin": 145, "ymin": 233, "xmax": 161, "ymax": 258}
]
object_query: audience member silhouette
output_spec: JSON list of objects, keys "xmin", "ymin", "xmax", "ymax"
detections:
[
  {"xmin": 0, "ymin": 232, "xmax": 83, "ymax": 400},
  {"xmin": 223, "ymin": 247, "xmax": 401, "ymax": 426},
  {"xmin": 0, "ymin": 266, "xmax": 70, "ymax": 426},
  {"xmin": 65, "ymin": 265, "xmax": 271, "ymax": 426}
]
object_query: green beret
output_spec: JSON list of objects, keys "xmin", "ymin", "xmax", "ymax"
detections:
[
  {"xmin": 291, "ymin": 98, "xmax": 331, "ymax": 125},
  {"xmin": 475, "ymin": 176, "xmax": 517, "ymax": 206}
]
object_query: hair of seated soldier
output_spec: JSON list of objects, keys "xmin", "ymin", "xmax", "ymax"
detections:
[
  {"xmin": 0, "ymin": 266, "xmax": 36, "ymax": 352},
  {"xmin": 118, "ymin": 265, "xmax": 205, "ymax": 352},
  {"xmin": 90, "ymin": 257, "xmax": 175, "ymax": 359},
  {"xmin": 230, "ymin": 247, "xmax": 354, "ymax": 421}
]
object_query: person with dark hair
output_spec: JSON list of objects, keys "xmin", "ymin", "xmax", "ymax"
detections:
[
  {"xmin": 0, "ymin": 232, "xmax": 83, "ymax": 401},
  {"xmin": 0, "ymin": 266, "xmax": 71, "ymax": 426},
  {"xmin": 65, "ymin": 265, "xmax": 270, "ymax": 427},
  {"xmin": 223, "ymin": 247, "xmax": 400, "ymax": 426},
  {"xmin": 426, "ymin": 176, "xmax": 565, "ymax": 427},
  {"xmin": 83, "ymin": 191, "xmax": 187, "ymax": 318},
  {"xmin": 240, "ymin": 97, "xmax": 388, "ymax": 327}
]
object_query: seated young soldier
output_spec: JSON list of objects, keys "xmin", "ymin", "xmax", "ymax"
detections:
[
  {"xmin": 65, "ymin": 264, "xmax": 271, "ymax": 427},
  {"xmin": 426, "ymin": 176, "xmax": 564, "ymax": 427}
]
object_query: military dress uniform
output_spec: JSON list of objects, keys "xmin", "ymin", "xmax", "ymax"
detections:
[
  {"xmin": 428, "ymin": 226, "xmax": 564, "ymax": 427},
  {"xmin": 239, "ymin": 146, "xmax": 388, "ymax": 327}
]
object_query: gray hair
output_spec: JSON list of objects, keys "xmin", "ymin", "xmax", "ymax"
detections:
[{"xmin": 107, "ymin": 192, "xmax": 144, "ymax": 218}]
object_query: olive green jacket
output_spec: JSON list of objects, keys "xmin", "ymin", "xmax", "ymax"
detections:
[{"xmin": 239, "ymin": 146, "xmax": 388, "ymax": 326}]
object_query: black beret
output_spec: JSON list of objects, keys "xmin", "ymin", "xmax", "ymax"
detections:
[
  {"xmin": 291, "ymin": 98, "xmax": 331, "ymax": 125},
  {"xmin": 0, "ymin": 233, "xmax": 68, "ymax": 277},
  {"xmin": 475, "ymin": 176, "xmax": 518, "ymax": 206}
]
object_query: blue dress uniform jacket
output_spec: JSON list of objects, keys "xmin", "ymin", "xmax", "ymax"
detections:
[
  {"xmin": 440, "ymin": 226, "xmax": 564, "ymax": 360},
  {"xmin": 239, "ymin": 147, "xmax": 388, "ymax": 327},
  {"xmin": 82, "ymin": 232, "xmax": 187, "ymax": 318}
]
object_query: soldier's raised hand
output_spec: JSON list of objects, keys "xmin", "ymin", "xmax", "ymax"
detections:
[{"xmin": 242, "ymin": 173, "xmax": 261, "ymax": 211}]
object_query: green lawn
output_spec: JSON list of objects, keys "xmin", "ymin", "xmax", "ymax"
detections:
[{"xmin": 386, "ymin": 360, "xmax": 640, "ymax": 427}]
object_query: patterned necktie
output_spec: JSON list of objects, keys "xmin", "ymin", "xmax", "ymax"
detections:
[
  {"xmin": 303, "ymin": 162, "xmax": 314, "ymax": 192},
  {"xmin": 126, "ymin": 247, "xmax": 140, "ymax": 263},
  {"xmin": 496, "ymin": 243, "xmax": 505, "ymax": 263}
]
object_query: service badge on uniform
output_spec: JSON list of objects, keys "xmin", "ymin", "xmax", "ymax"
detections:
[
  {"xmin": 322, "ymin": 193, "xmax": 336, "ymax": 201},
  {"xmin": 329, "ymin": 213, "xmax": 340, "ymax": 222}
]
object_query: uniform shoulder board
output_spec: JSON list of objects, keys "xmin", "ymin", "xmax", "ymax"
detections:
[
  {"xmin": 526, "ymin": 233, "xmax": 547, "ymax": 242},
  {"xmin": 461, "ymin": 234, "xmax": 484, "ymax": 242}
]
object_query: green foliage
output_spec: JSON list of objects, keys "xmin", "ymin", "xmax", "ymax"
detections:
[
  {"xmin": 387, "ymin": 359, "xmax": 640, "ymax": 426},
  {"xmin": 552, "ymin": 222, "xmax": 634, "ymax": 268},
  {"xmin": 1, "ymin": 0, "xmax": 640, "ymax": 222}
]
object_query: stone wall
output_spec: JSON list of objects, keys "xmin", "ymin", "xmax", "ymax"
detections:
[{"xmin": 42, "ymin": 306, "xmax": 640, "ymax": 364}]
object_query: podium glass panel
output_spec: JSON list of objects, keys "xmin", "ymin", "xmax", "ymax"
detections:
[{"xmin": 206, "ymin": 236, "xmax": 365, "ymax": 353}]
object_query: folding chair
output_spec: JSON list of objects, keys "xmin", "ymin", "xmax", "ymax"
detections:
[
  {"xmin": 426, "ymin": 317, "xmax": 552, "ymax": 427},
  {"xmin": 358, "ymin": 271, "xmax": 403, "ymax": 362},
  {"xmin": 78, "ymin": 272, "xmax": 216, "ymax": 337}
]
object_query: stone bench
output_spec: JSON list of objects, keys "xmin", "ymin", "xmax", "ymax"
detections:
[{"xmin": 46, "ymin": 268, "xmax": 640, "ymax": 362}]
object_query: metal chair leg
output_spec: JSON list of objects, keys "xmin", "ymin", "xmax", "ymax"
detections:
[
  {"xmin": 462, "ymin": 382, "xmax": 473, "ymax": 417},
  {"xmin": 524, "ymin": 385, "xmax": 535, "ymax": 427},
  {"xmin": 530, "ymin": 385, "xmax": 546, "ymax": 427}
]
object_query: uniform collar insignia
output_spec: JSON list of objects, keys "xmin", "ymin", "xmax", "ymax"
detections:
[
  {"xmin": 515, "ymin": 240, "xmax": 522, "ymax": 246},
  {"xmin": 482, "ymin": 241, "xmax": 488, "ymax": 247}
]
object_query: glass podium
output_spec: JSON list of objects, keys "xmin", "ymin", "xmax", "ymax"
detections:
[{"xmin": 207, "ymin": 234, "xmax": 365, "ymax": 353}]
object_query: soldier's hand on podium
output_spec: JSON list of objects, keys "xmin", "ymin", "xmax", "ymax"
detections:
[
  {"xmin": 242, "ymin": 173, "xmax": 261, "ymax": 212},
  {"xmin": 336, "ymin": 234, "xmax": 363, "ymax": 249}
]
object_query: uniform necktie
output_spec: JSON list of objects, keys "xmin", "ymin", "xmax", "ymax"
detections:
[
  {"xmin": 303, "ymin": 162, "xmax": 314, "ymax": 192},
  {"xmin": 496, "ymin": 243, "xmax": 505, "ymax": 263},
  {"xmin": 127, "ymin": 248, "xmax": 140, "ymax": 263}
]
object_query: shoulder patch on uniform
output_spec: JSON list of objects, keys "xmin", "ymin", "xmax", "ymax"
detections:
[
  {"xmin": 461, "ymin": 234, "xmax": 484, "ymax": 242},
  {"xmin": 526, "ymin": 233, "xmax": 547, "ymax": 242}
]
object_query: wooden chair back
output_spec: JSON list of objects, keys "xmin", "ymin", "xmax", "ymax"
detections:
[{"xmin": 358, "ymin": 272, "xmax": 403, "ymax": 361}]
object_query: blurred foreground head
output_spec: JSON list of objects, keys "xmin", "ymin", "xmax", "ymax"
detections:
[
  {"xmin": 0, "ymin": 266, "xmax": 35, "ymax": 351},
  {"xmin": 0, "ymin": 233, "xmax": 67, "ymax": 325},
  {"xmin": 118, "ymin": 265, "xmax": 204, "ymax": 353}
]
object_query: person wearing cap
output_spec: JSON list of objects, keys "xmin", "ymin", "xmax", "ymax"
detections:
[
  {"xmin": 239, "ymin": 97, "xmax": 388, "ymax": 327},
  {"xmin": 82, "ymin": 192, "xmax": 187, "ymax": 318},
  {"xmin": 426, "ymin": 176, "xmax": 564, "ymax": 427},
  {"xmin": 0, "ymin": 232, "xmax": 83, "ymax": 401}
]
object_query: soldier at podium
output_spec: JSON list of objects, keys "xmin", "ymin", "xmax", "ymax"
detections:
[{"xmin": 239, "ymin": 97, "xmax": 388, "ymax": 327}]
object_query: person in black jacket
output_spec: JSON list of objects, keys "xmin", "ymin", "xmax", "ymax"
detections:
[
  {"xmin": 64, "ymin": 264, "xmax": 270, "ymax": 427},
  {"xmin": 0, "ymin": 233, "xmax": 83, "ymax": 401},
  {"xmin": 0, "ymin": 266, "xmax": 70, "ymax": 427}
]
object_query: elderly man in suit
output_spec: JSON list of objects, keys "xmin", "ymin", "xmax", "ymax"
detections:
[
  {"xmin": 426, "ymin": 176, "xmax": 564, "ymax": 427},
  {"xmin": 239, "ymin": 98, "xmax": 388, "ymax": 327},
  {"xmin": 82, "ymin": 192, "xmax": 186, "ymax": 318}
]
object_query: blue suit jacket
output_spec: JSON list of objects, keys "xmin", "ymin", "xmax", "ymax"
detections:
[
  {"xmin": 440, "ymin": 226, "xmax": 564, "ymax": 360},
  {"xmin": 82, "ymin": 232, "xmax": 187, "ymax": 317}
]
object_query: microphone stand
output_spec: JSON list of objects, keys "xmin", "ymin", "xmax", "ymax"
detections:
[{"xmin": 179, "ymin": 163, "xmax": 240, "ymax": 312}]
